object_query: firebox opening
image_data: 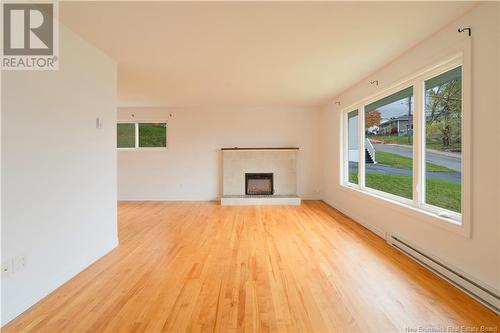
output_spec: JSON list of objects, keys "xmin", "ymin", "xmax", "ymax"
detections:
[{"xmin": 245, "ymin": 173, "xmax": 274, "ymax": 195}]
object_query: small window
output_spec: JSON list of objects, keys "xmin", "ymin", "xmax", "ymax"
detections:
[
  {"xmin": 117, "ymin": 123, "xmax": 135, "ymax": 148},
  {"xmin": 139, "ymin": 123, "xmax": 167, "ymax": 148},
  {"xmin": 117, "ymin": 122, "xmax": 167, "ymax": 149}
]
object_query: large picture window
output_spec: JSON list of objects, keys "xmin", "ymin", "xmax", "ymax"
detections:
[
  {"xmin": 117, "ymin": 122, "xmax": 167, "ymax": 149},
  {"xmin": 364, "ymin": 87, "xmax": 413, "ymax": 199},
  {"xmin": 424, "ymin": 67, "xmax": 462, "ymax": 213},
  {"xmin": 347, "ymin": 110, "xmax": 359, "ymax": 184},
  {"xmin": 342, "ymin": 57, "xmax": 465, "ymax": 226}
]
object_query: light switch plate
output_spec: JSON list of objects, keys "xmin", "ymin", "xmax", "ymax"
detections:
[{"xmin": 13, "ymin": 256, "xmax": 26, "ymax": 273}]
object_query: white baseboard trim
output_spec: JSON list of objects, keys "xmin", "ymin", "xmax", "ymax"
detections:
[
  {"xmin": 118, "ymin": 195, "xmax": 321, "ymax": 202},
  {"xmin": 321, "ymin": 199, "xmax": 386, "ymax": 238},
  {"xmin": 320, "ymin": 199, "xmax": 500, "ymax": 315},
  {"xmin": 300, "ymin": 194, "xmax": 322, "ymax": 200},
  {"xmin": 1, "ymin": 240, "xmax": 118, "ymax": 326},
  {"xmin": 118, "ymin": 198, "xmax": 219, "ymax": 202},
  {"xmin": 388, "ymin": 235, "xmax": 500, "ymax": 314}
]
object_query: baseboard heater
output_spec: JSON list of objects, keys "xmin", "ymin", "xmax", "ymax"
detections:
[{"xmin": 387, "ymin": 235, "xmax": 500, "ymax": 314}]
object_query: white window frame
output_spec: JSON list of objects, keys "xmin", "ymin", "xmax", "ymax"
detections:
[
  {"xmin": 340, "ymin": 49, "xmax": 470, "ymax": 238},
  {"xmin": 343, "ymin": 109, "xmax": 360, "ymax": 187},
  {"xmin": 117, "ymin": 121, "xmax": 168, "ymax": 150}
]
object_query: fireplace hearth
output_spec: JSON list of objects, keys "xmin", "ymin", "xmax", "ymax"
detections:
[{"xmin": 245, "ymin": 173, "xmax": 273, "ymax": 195}]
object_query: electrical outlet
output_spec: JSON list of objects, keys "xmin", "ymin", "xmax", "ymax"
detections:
[
  {"xmin": 13, "ymin": 256, "xmax": 26, "ymax": 273},
  {"xmin": 2, "ymin": 260, "xmax": 12, "ymax": 278}
]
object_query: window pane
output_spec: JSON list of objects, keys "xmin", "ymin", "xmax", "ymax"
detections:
[
  {"xmin": 424, "ymin": 66, "xmax": 462, "ymax": 213},
  {"xmin": 364, "ymin": 87, "xmax": 414, "ymax": 199},
  {"xmin": 347, "ymin": 110, "xmax": 359, "ymax": 184},
  {"xmin": 117, "ymin": 123, "xmax": 135, "ymax": 148},
  {"xmin": 139, "ymin": 123, "xmax": 167, "ymax": 147}
]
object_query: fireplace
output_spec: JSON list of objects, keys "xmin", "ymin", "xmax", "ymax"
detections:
[{"xmin": 245, "ymin": 173, "xmax": 274, "ymax": 195}]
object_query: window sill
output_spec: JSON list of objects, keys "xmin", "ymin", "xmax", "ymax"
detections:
[
  {"xmin": 117, "ymin": 148, "xmax": 167, "ymax": 151},
  {"xmin": 339, "ymin": 183, "xmax": 469, "ymax": 238}
]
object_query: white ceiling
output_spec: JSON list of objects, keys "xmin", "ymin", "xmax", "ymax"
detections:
[{"xmin": 60, "ymin": 2, "xmax": 475, "ymax": 108}]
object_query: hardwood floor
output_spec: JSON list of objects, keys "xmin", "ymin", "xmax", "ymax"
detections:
[{"xmin": 3, "ymin": 201, "xmax": 498, "ymax": 332}]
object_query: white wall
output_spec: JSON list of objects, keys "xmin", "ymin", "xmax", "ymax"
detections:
[
  {"xmin": 321, "ymin": 3, "xmax": 500, "ymax": 291},
  {"xmin": 1, "ymin": 25, "xmax": 118, "ymax": 324},
  {"xmin": 117, "ymin": 107, "xmax": 321, "ymax": 200}
]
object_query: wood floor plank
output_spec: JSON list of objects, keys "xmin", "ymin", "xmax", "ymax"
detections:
[{"xmin": 2, "ymin": 201, "xmax": 498, "ymax": 332}]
